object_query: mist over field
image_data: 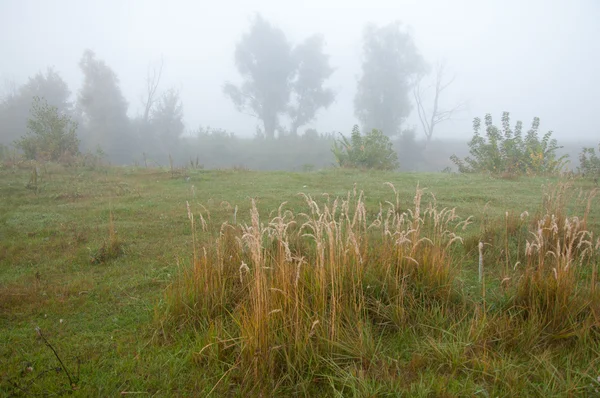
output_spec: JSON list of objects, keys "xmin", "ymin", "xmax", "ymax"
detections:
[
  {"xmin": 0, "ymin": 0, "xmax": 598, "ymax": 169},
  {"xmin": 3, "ymin": 2, "xmax": 600, "ymax": 395}
]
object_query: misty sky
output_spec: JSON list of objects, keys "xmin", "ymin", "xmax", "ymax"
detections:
[{"xmin": 1, "ymin": 0, "xmax": 599, "ymax": 140}]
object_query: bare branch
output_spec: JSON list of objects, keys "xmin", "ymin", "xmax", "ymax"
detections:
[
  {"xmin": 413, "ymin": 82, "xmax": 431, "ymax": 139},
  {"xmin": 141, "ymin": 57, "xmax": 164, "ymax": 123},
  {"xmin": 413, "ymin": 60, "xmax": 465, "ymax": 144},
  {"xmin": 222, "ymin": 82, "xmax": 261, "ymax": 119},
  {"xmin": 439, "ymin": 76, "xmax": 456, "ymax": 92}
]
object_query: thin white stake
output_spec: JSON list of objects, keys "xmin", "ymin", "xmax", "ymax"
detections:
[{"xmin": 478, "ymin": 241, "xmax": 484, "ymax": 283}]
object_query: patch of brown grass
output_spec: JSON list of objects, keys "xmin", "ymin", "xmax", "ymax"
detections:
[
  {"xmin": 159, "ymin": 184, "xmax": 470, "ymax": 389},
  {"xmin": 90, "ymin": 211, "xmax": 124, "ymax": 264},
  {"xmin": 0, "ymin": 275, "xmax": 94, "ymax": 314}
]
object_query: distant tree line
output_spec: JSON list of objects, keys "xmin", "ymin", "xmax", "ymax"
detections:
[
  {"xmin": 0, "ymin": 51, "xmax": 185, "ymax": 165},
  {"xmin": 0, "ymin": 14, "xmax": 450, "ymax": 167},
  {"xmin": 1, "ymin": 14, "xmax": 581, "ymax": 176}
]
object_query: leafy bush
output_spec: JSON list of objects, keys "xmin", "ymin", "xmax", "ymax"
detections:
[
  {"xmin": 332, "ymin": 125, "xmax": 399, "ymax": 170},
  {"xmin": 451, "ymin": 112, "xmax": 567, "ymax": 175},
  {"xmin": 578, "ymin": 142, "xmax": 600, "ymax": 178},
  {"xmin": 15, "ymin": 97, "xmax": 80, "ymax": 162}
]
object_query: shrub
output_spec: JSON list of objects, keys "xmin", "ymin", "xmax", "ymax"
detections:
[
  {"xmin": 15, "ymin": 97, "xmax": 80, "ymax": 162},
  {"xmin": 332, "ymin": 125, "xmax": 399, "ymax": 170},
  {"xmin": 450, "ymin": 112, "xmax": 567, "ymax": 175},
  {"xmin": 77, "ymin": 146, "xmax": 106, "ymax": 170},
  {"xmin": 578, "ymin": 142, "xmax": 600, "ymax": 178}
]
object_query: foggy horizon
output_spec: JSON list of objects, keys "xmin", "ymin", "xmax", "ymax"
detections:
[{"xmin": 1, "ymin": 0, "xmax": 599, "ymax": 141}]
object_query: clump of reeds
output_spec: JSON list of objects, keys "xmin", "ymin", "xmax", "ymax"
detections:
[
  {"xmin": 507, "ymin": 183, "xmax": 600, "ymax": 342},
  {"xmin": 159, "ymin": 184, "xmax": 470, "ymax": 391}
]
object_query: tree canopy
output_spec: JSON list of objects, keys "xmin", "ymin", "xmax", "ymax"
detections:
[
  {"xmin": 288, "ymin": 34, "xmax": 335, "ymax": 135},
  {"xmin": 0, "ymin": 67, "xmax": 71, "ymax": 146},
  {"xmin": 354, "ymin": 22, "xmax": 426, "ymax": 137},
  {"xmin": 78, "ymin": 49, "xmax": 131, "ymax": 161},
  {"xmin": 224, "ymin": 15, "xmax": 335, "ymax": 138},
  {"xmin": 15, "ymin": 96, "xmax": 79, "ymax": 162}
]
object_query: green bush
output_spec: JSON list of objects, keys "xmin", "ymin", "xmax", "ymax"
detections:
[
  {"xmin": 578, "ymin": 142, "xmax": 600, "ymax": 178},
  {"xmin": 332, "ymin": 125, "xmax": 399, "ymax": 170},
  {"xmin": 15, "ymin": 96, "xmax": 80, "ymax": 162},
  {"xmin": 451, "ymin": 112, "xmax": 567, "ymax": 175}
]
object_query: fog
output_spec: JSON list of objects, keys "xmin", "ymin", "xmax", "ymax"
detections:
[{"xmin": 1, "ymin": 0, "xmax": 598, "ymax": 168}]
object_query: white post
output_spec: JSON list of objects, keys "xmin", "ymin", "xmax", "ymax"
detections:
[{"xmin": 478, "ymin": 241, "xmax": 484, "ymax": 283}]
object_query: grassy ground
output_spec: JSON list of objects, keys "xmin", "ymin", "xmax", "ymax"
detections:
[{"xmin": 1, "ymin": 165, "xmax": 599, "ymax": 396}]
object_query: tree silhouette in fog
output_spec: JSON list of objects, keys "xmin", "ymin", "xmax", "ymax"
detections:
[
  {"xmin": 224, "ymin": 15, "xmax": 335, "ymax": 139},
  {"xmin": 354, "ymin": 22, "xmax": 426, "ymax": 137}
]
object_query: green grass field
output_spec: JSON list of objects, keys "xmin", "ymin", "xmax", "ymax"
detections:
[{"xmin": 1, "ymin": 165, "xmax": 599, "ymax": 397}]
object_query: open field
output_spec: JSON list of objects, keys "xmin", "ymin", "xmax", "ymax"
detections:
[{"xmin": 1, "ymin": 165, "xmax": 599, "ymax": 397}]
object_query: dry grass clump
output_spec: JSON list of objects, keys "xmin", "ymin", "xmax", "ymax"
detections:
[
  {"xmin": 482, "ymin": 182, "xmax": 600, "ymax": 349},
  {"xmin": 365, "ymin": 184, "xmax": 471, "ymax": 328},
  {"xmin": 90, "ymin": 211, "xmax": 124, "ymax": 264},
  {"xmin": 540, "ymin": 181, "xmax": 598, "ymax": 230},
  {"xmin": 510, "ymin": 211, "xmax": 599, "ymax": 340},
  {"xmin": 158, "ymin": 184, "xmax": 469, "ymax": 391},
  {"xmin": 157, "ymin": 180, "xmax": 600, "ymax": 393}
]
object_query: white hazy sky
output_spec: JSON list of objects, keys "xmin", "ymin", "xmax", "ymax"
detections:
[{"xmin": 1, "ymin": 0, "xmax": 599, "ymax": 140}]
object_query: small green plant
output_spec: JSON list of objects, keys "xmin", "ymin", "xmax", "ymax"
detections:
[
  {"xmin": 451, "ymin": 112, "xmax": 567, "ymax": 175},
  {"xmin": 26, "ymin": 164, "xmax": 40, "ymax": 194},
  {"xmin": 332, "ymin": 125, "xmax": 399, "ymax": 170},
  {"xmin": 77, "ymin": 146, "xmax": 106, "ymax": 170},
  {"xmin": 578, "ymin": 142, "xmax": 600, "ymax": 179},
  {"xmin": 301, "ymin": 163, "xmax": 315, "ymax": 172},
  {"xmin": 15, "ymin": 97, "xmax": 80, "ymax": 163}
]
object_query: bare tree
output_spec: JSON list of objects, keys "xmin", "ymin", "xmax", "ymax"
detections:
[
  {"xmin": 414, "ymin": 61, "xmax": 465, "ymax": 145},
  {"xmin": 141, "ymin": 58, "xmax": 164, "ymax": 124}
]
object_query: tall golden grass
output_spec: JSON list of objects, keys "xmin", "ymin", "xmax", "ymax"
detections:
[
  {"xmin": 159, "ymin": 184, "xmax": 469, "ymax": 387},
  {"xmin": 158, "ymin": 181, "xmax": 600, "ymax": 393},
  {"xmin": 510, "ymin": 184, "xmax": 600, "ymax": 341}
]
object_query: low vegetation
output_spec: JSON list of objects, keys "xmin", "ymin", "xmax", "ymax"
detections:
[
  {"xmin": 451, "ymin": 112, "xmax": 567, "ymax": 176},
  {"xmin": 579, "ymin": 141, "xmax": 600, "ymax": 180},
  {"xmin": 1, "ymin": 164, "xmax": 599, "ymax": 396},
  {"xmin": 14, "ymin": 97, "xmax": 80, "ymax": 163},
  {"xmin": 331, "ymin": 125, "xmax": 399, "ymax": 170}
]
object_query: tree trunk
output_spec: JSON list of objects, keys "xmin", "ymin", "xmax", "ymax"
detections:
[
  {"xmin": 290, "ymin": 122, "xmax": 299, "ymax": 137},
  {"xmin": 264, "ymin": 117, "xmax": 276, "ymax": 139}
]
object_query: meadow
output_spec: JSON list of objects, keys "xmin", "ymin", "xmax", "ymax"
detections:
[{"xmin": 1, "ymin": 164, "xmax": 599, "ymax": 397}]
